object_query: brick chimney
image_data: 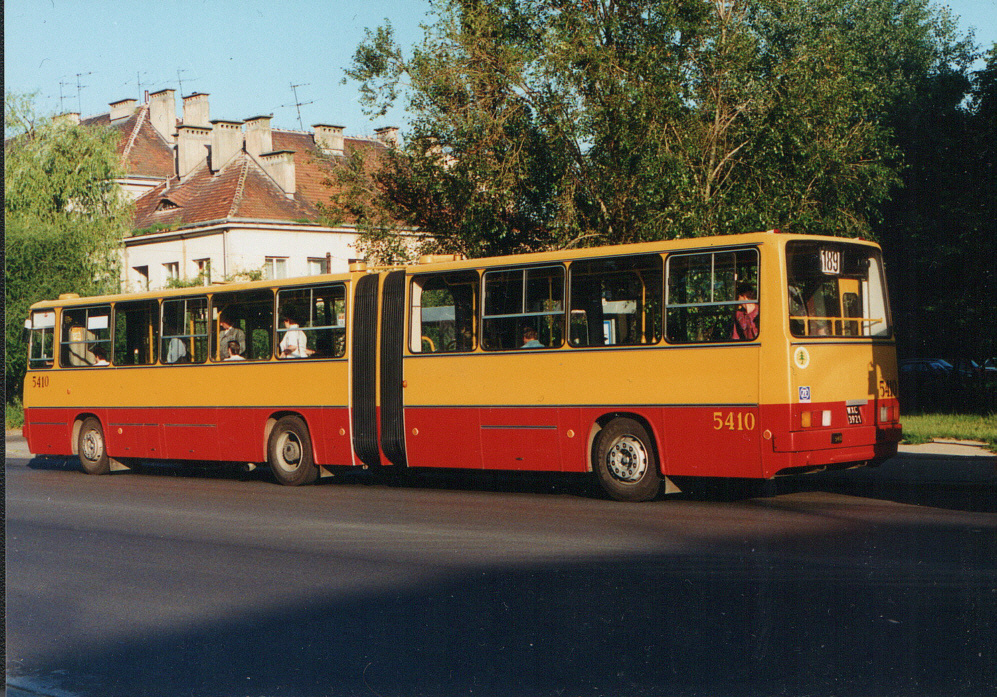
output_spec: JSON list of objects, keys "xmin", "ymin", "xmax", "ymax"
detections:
[
  {"xmin": 260, "ymin": 150, "xmax": 296, "ymax": 197},
  {"xmin": 210, "ymin": 119, "xmax": 243, "ymax": 172},
  {"xmin": 375, "ymin": 126, "xmax": 399, "ymax": 148},
  {"xmin": 244, "ymin": 115, "xmax": 273, "ymax": 158},
  {"xmin": 54, "ymin": 112, "xmax": 81, "ymax": 126},
  {"xmin": 109, "ymin": 98, "xmax": 137, "ymax": 122},
  {"xmin": 182, "ymin": 93, "xmax": 210, "ymax": 127},
  {"xmin": 176, "ymin": 124, "xmax": 211, "ymax": 178},
  {"xmin": 149, "ymin": 89, "xmax": 176, "ymax": 143},
  {"xmin": 313, "ymin": 124, "xmax": 345, "ymax": 156}
]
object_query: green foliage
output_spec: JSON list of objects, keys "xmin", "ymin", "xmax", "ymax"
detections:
[
  {"xmin": 877, "ymin": 45, "xmax": 995, "ymax": 364},
  {"xmin": 6, "ymin": 398, "xmax": 25, "ymax": 431},
  {"xmin": 5, "ymin": 91, "xmax": 131, "ymax": 402},
  {"xmin": 901, "ymin": 413, "xmax": 997, "ymax": 450},
  {"xmin": 339, "ymin": 0, "xmax": 974, "ymax": 258}
]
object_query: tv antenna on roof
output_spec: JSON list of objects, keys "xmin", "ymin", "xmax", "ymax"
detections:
[
  {"xmin": 135, "ymin": 71, "xmax": 152, "ymax": 101},
  {"xmin": 289, "ymin": 82, "xmax": 313, "ymax": 131},
  {"xmin": 75, "ymin": 72, "xmax": 93, "ymax": 114},
  {"xmin": 177, "ymin": 68, "xmax": 195, "ymax": 97},
  {"xmin": 59, "ymin": 78, "xmax": 72, "ymax": 113}
]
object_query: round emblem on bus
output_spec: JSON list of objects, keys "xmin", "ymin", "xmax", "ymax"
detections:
[{"xmin": 794, "ymin": 347, "xmax": 810, "ymax": 369}]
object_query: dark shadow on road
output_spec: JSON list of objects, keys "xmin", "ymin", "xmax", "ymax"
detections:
[
  {"xmin": 23, "ymin": 450, "xmax": 997, "ymax": 513},
  {"xmin": 8, "ymin": 545, "xmax": 996, "ymax": 697}
]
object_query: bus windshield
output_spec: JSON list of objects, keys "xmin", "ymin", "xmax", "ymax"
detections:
[{"xmin": 786, "ymin": 241, "xmax": 891, "ymax": 339}]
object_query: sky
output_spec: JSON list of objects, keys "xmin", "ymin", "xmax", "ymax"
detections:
[{"xmin": 5, "ymin": 0, "xmax": 996, "ymax": 139}]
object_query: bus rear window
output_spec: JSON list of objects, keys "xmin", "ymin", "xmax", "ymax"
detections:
[
  {"xmin": 786, "ymin": 241, "xmax": 891, "ymax": 338},
  {"xmin": 29, "ymin": 310, "xmax": 56, "ymax": 369}
]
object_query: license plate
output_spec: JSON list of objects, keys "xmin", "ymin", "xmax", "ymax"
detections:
[{"xmin": 846, "ymin": 405, "xmax": 862, "ymax": 425}]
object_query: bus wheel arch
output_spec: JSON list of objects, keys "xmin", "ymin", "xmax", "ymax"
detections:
[
  {"xmin": 76, "ymin": 415, "xmax": 110, "ymax": 475},
  {"xmin": 591, "ymin": 414, "xmax": 665, "ymax": 502},
  {"xmin": 266, "ymin": 414, "xmax": 319, "ymax": 486}
]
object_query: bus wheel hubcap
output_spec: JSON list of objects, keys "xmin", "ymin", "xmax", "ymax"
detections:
[
  {"xmin": 607, "ymin": 436, "xmax": 647, "ymax": 483},
  {"xmin": 280, "ymin": 435, "xmax": 301, "ymax": 469},
  {"xmin": 82, "ymin": 431, "xmax": 102, "ymax": 460}
]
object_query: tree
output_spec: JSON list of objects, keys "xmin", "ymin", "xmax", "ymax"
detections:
[
  {"xmin": 339, "ymin": 0, "xmax": 973, "ymax": 259},
  {"xmin": 877, "ymin": 44, "xmax": 996, "ymax": 372},
  {"xmin": 5, "ymin": 91, "xmax": 131, "ymax": 402}
]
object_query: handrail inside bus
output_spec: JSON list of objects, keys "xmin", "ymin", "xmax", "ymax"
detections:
[{"xmin": 789, "ymin": 316, "xmax": 883, "ymax": 324}]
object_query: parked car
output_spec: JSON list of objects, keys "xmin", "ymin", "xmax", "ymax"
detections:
[
  {"xmin": 943, "ymin": 358, "xmax": 983, "ymax": 379},
  {"xmin": 899, "ymin": 359, "xmax": 951, "ymax": 376}
]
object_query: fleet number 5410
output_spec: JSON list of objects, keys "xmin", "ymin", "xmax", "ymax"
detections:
[{"xmin": 713, "ymin": 411, "xmax": 756, "ymax": 431}]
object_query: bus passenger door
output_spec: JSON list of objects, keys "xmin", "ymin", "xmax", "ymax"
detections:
[
  {"xmin": 351, "ymin": 274, "xmax": 380, "ymax": 467},
  {"xmin": 379, "ymin": 271, "xmax": 407, "ymax": 466},
  {"xmin": 350, "ymin": 270, "xmax": 408, "ymax": 469}
]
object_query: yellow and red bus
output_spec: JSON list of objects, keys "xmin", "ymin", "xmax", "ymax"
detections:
[{"xmin": 22, "ymin": 230, "xmax": 901, "ymax": 501}]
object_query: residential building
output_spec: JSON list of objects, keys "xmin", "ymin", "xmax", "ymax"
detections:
[{"xmin": 75, "ymin": 90, "xmax": 409, "ymax": 291}]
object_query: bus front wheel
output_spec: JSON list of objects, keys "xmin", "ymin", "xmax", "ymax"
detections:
[
  {"xmin": 267, "ymin": 416, "xmax": 319, "ymax": 486},
  {"xmin": 78, "ymin": 417, "xmax": 110, "ymax": 475},
  {"xmin": 593, "ymin": 418, "xmax": 661, "ymax": 502}
]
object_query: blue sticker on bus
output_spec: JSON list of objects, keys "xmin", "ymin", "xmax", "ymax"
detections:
[{"xmin": 799, "ymin": 386, "xmax": 811, "ymax": 403}]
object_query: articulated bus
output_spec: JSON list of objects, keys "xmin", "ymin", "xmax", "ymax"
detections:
[{"xmin": 22, "ymin": 230, "xmax": 902, "ymax": 501}]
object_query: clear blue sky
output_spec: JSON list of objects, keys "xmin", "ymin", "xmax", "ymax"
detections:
[{"xmin": 5, "ymin": 0, "xmax": 996, "ymax": 138}]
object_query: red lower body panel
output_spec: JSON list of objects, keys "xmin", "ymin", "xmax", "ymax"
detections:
[
  {"xmin": 23, "ymin": 406, "xmax": 352, "ymax": 466},
  {"xmin": 24, "ymin": 400, "xmax": 900, "ymax": 480}
]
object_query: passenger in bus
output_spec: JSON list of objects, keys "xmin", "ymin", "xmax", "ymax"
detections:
[
  {"xmin": 731, "ymin": 283, "xmax": 759, "ymax": 341},
  {"xmin": 521, "ymin": 327, "xmax": 544, "ymax": 348},
  {"xmin": 218, "ymin": 313, "xmax": 246, "ymax": 359},
  {"xmin": 166, "ymin": 337, "xmax": 188, "ymax": 363},
  {"xmin": 224, "ymin": 341, "xmax": 246, "ymax": 361},
  {"xmin": 92, "ymin": 345, "xmax": 109, "ymax": 366},
  {"xmin": 280, "ymin": 313, "xmax": 310, "ymax": 358}
]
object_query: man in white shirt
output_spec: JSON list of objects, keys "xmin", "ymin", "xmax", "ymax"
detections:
[{"xmin": 279, "ymin": 314, "xmax": 309, "ymax": 358}]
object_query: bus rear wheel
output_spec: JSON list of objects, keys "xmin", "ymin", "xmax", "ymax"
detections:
[
  {"xmin": 267, "ymin": 416, "xmax": 318, "ymax": 486},
  {"xmin": 78, "ymin": 417, "xmax": 110, "ymax": 475},
  {"xmin": 593, "ymin": 418, "xmax": 661, "ymax": 502}
]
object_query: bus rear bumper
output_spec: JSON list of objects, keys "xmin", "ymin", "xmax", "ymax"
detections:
[{"xmin": 769, "ymin": 424, "xmax": 900, "ymax": 474}]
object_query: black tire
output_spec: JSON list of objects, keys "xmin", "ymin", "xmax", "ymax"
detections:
[
  {"xmin": 593, "ymin": 418, "xmax": 661, "ymax": 502},
  {"xmin": 267, "ymin": 416, "xmax": 318, "ymax": 486},
  {"xmin": 78, "ymin": 417, "xmax": 110, "ymax": 475}
]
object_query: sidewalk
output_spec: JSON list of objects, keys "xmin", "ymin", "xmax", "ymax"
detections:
[{"xmin": 898, "ymin": 439, "xmax": 996, "ymax": 460}]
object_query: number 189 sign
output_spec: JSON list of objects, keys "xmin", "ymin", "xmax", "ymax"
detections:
[{"xmin": 820, "ymin": 248, "xmax": 841, "ymax": 275}]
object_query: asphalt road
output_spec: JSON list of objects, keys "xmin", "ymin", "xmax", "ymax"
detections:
[{"xmin": 5, "ymin": 434, "xmax": 996, "ymax": 697}]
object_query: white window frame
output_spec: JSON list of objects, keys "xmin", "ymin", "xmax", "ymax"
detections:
[
  {"xmin": 264, "ymin": 257, "xmax": 288, "ymax": 280},
  {"xmin": 194, "ymin": 258, "xmax": 212, "ymax": 285},
  {"xmin": 163, "ymin": 262, "xmax": 180, "ymax": 283}
]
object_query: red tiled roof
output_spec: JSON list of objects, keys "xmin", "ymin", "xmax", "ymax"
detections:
[
  {"xmin": 132, "ymin": 126, "xmax": 390, "ymax": 232},
  {"xmin": 133, "ymin": 152, "xmax": 319, "ymax": 230},
  {"xmin": 84, "ymin": 106, "xmax": 175, "ymax": 179},
  {"xmin": 272, "ymin": 130, "xmax": 387, "ymax": 210}
]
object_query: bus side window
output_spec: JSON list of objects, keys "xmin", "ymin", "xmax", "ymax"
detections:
[
  {"xmin": 113, "ymin": 300, "xmax": 159, "ymax": 365},
  {"xmin": 276, "ymin": 284, "xmax": 347, "ymax": 359},
  {"xmin": 210, "ymin": 289, "xmax": 274, "ymax": 361},
  {"xmin": 569, "ymin": 254, "xmax": 663, "ymax": 347},
  {"xmin": 665, "ymin": 249, "xmax": 758, "ymax": 344},
  {"xmin": 161, "ymin": 297, "xmax": 209, "ymax": 363},
  {"xmin": 410, "ymin": 271, "xmax": 479, "ymax": 353},
  {"xmin": 61, "ymin": 305, "xmax": 112, "ymax": 367},
  {"xmin": 482, "ymin": 266, "xmax": 565, "ymax": 350}
]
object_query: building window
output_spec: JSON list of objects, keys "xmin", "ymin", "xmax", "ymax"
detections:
[
  {"xmin": 307, "ymin": 257, "xmax": 327, "ymax": 276},
  {"xmin": 133, "ymin": 266, "xmax": 150, "ymax": 291},
  {"xmin": 195, "ymin": 258, "xmax": 211, "ymax": 285},
  {"xmin": 264, "ymin": 257, "xmax": 288, "ymax": 280},
  {"xmin": 164, "ymin": 262, "xmax": 180, "ymax": 283}
]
